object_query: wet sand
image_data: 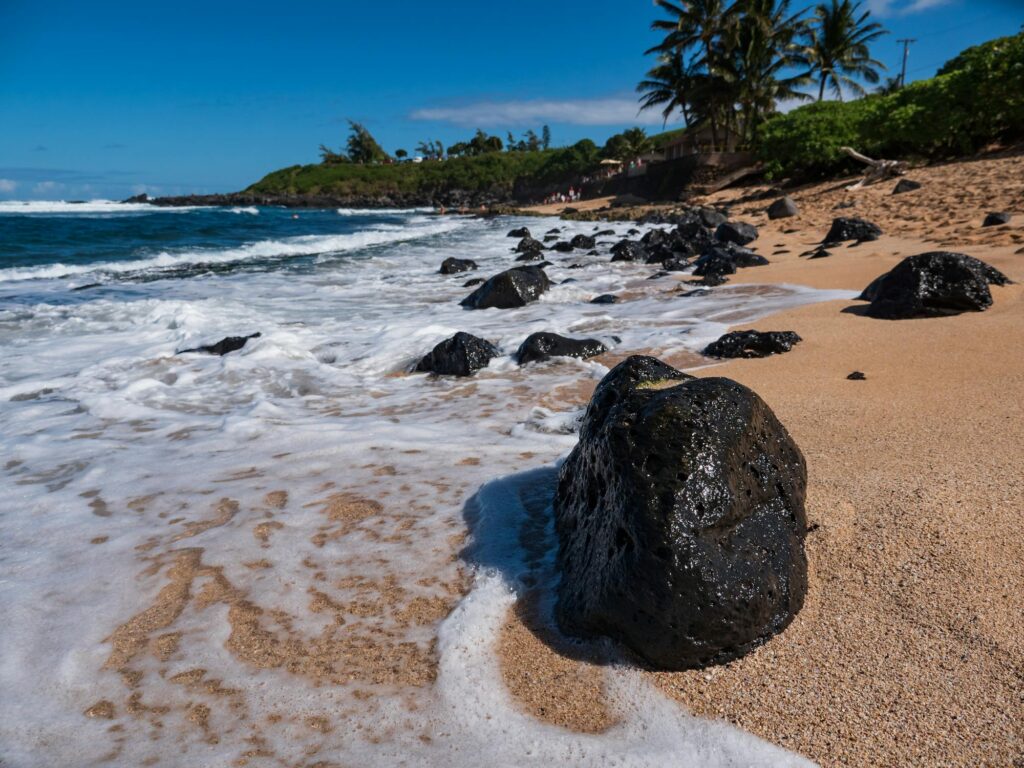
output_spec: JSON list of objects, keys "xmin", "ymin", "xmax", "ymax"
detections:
[{"xmin": 498, "ymin": 150, "xmax": 1024, "ymax": 766}]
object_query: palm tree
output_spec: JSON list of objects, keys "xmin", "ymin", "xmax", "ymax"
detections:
[
  {"xmin": 874, "ymin": 75, "xmax": 901, "ymax": 95},
  {"xmin": 637, "ymin": 52, "xmax": 694, "ymax": 126},
  {"xmin": 805, "ymin": 0, "xmax": 887, "ymax": 101}
]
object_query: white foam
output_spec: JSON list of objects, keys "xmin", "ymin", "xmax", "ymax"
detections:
[
  {"xmin": 227, "ymin": 206, "xmax": 259, "ymax": 215},
  {"xmin": 337, "ymin": 206, "xmax": 436, "ymax": 216},
  {"xmin": 0, "ymin": 199, "xmax": 197, "ymax": 214}
]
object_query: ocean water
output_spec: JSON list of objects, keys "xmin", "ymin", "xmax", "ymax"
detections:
[{"xmin": 0, "ymin": 201, "xmax": 847, "ymax": 767}]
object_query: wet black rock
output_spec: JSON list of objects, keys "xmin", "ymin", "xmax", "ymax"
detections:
[
  {"xmin": 689, "ymin": 273, "xmax": 729, "ymax": 287},
  {"xmin": 546, "ymin": 227, "xmax": 561, "ymax": 234},
  {"xmin": 567, "ymin": 263, "xmax": 585, "ymax": 269},
  {"xmin": 515, "ymin": 332, "xmax": 607, "ymax": 365},
  {"xmin": 590, "ymin": 294, "xmax": 619, "ymax": 305},
  {"xmin": 507, "ymin": 227, "xmax": 531, "ymax": 238},
  {"xmin": 627, "ymin": 228, "xmax": 640, "ymax": 236},
  {"xmin": 847, "ymin": 371, "xmax": 866, "ymax": 380},
  {"xmin": 554, "ymin": 355, "xmax": 808, "ymax": 670},
  {"xmin": 460, "ymin": 266, "xmax": 551, "ymax": 310},
  {"xmin": 892, "ymin": 179, "xmax": 921, "ymax": 195},
  {"xmin": 678, "ymin": 288, "xmax": 712, "ymax": 298},
  {"xmin": 807, "ymin": 246, "xmax": 832, "ymax": 259},
  {"xmin": 439, "ymin": 257, "xmax": 478, "ymax": 275},
  {"xmin": 515, "ymin": 251, "xmax": 544, "ymax": 262},
  {"xmin": 180, "ymin": 332, "xmax": 261, "ymax": 356},
  {"xmin": 703, "ymin": 330, "xmax": 802, "ymax": 358},
  {"xmin": 648, "ymin": 271, "xmax": 670, "ymax": 279},
  {"xmin": 715, "ymin": 221, "xmax": 759, "ymax": 246},
  {"xmin": 823, "ymin": 217, "xmax": 882, "ymax": 245},
  {"xmin": 610, "ymin": 240, "xmax": 648, "ymax": 263},
  {"xmin": 415, "ymin": 332, "xmax": 498, "ymax": 377},
  {"xmin": 552, "ymin": 241, "xmax": 575, "ymax": 252},
  {"xmin": 982, "ymin": 212, "xmax": 1010, "ymax": 227},
  {"xmin": 692, "ymin": 244, "xmax": 767, "ymax": 279},
  {"xmin": 595, "ymin": 229, "xmax": 616, "ymax": 237},
  {"xmin": 462, "ymin": 277, "xmax": 485, "ymax": 287},
  {"xmin": 858, "ymin": 251, "xmax": 1011, "ymax": 319},
  {"xmin": 536, "ymin": 260, "xmax": 553, "ymax": 268},
  {"xmin": 662, "ymin": 257, "xmax": 691, "ymax": 272},
  {"xmin": 767, "ymin": 196, "xmax": 799, "ymax": 219},
  {"xmin": 516, "ymin": 236, "xmax": 545, "ymax": 254},
  {"xmin": 641, "ymin": 229, "xmax": 670, "ymax": 247},
  {"xmin": 122, "ymin": 193, "xmax": 149, "ymax": 204},
  {"xmin": 570, "ymin": 234, "xmax": 596, "ymax": 249},
  {"xmin": 697, "ymin": 206, "xmax": 728, "ymax": 228},
  {"xmin": 543, "ymin": 235, "xmax": 559, "ymax": 242}
]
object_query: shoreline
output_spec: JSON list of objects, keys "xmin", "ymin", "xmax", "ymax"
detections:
[{"xmin": 495, "ymin": 151, "xmax": 1024, "ymax": 766}]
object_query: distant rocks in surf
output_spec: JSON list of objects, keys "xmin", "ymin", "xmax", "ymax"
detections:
[
  {"xmin": 460, "ymin": 266, "xmax": 551, "ymax": 310},
  {"xmin": 858, "ymin": 251, "xmax": 1011, "ymax": 319},
  {"xmin": 515, "ymin": 332, "xmax": 607, "ymax": 365},
  {"xmin": 703, "ymin": 330, "xmax": 801, "ymax": 358},
  {"xmin": 823, "ymin": 216, "xmax": 882, "ymax": 245},
  {"xmin": 439, "ymin": 257, "xmax": 478, "ymax": 275},
  {"xmin": 507, "ymin": 227, "xmax": 531, "ymax": 238},
  {"xmin": 515, "ymin": 236, "xmax": 545, "ymax": 255},
  {"xmin": 179, "ymin": 332, "xmax": 261, "ymax": 356},
  {"xmin": 553, "ymin": 355, "xmax": 808, "ymax": 670},
  {"xmin": 415, "ymin": 332, "xmax": 498, "ymax": 377},
  {"xmin": 590, "ymin": 294, "xmax": 619, "ymax": 305}
]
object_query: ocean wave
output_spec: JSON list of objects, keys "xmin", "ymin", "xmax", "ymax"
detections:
[
  {"xmin": 0, "ymin": 219, "xmax": 464, "ymax": 283},
  {"xmin": 0, "ymin": 199, "xmax": 197, "ymax": 215},
  {"xmin": 337, "ymin": 206, "xmax": 436, "ymax": 216},
  {"xmin": 228, "ymin": 206, "xmax": 259, "ymax": 215}
]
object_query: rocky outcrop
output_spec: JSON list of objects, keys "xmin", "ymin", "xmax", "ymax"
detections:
[
  {"xmin": 823, "ymin": 217, "xmax": 882, "ymax": 245},
  {"xmin": 715, "ymin": 221, "xmax": 758, "ymax": 246},
  {"xmin": 514, "ymin": 332, "xmax": 607, "ymax": 365},
  {"xmin": 179, "ymin": 333, "xmax": 261, "ymax": 356},
  {"xmin": 415, "ymin": 332, "xmax": 498, "ymax": 376},
  {"xmin": 767, "ymin": 196, "xmax": 799, "ymax": 219},
  {"xmin": 553, "ymin": 355, "xmax": 808, "ymax": 670},
  {"xmin": 703, "ymin": 330, "xmax": 802, "ymax": 358},
  {"xmin": 439, "ymin": 257, "xmax": 478, "ymax": 275},
  {"xmin": 460, "ymin": 266, "xmax": 551, "ymax": 310},
  {"xmin": 858, "ymin": 251, "xmax": 1011, "ymax": 319}
]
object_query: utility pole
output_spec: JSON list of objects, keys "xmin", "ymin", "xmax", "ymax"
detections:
[{"xmin": 897, "ymin": 38, "xmax": 916, "ymax": 88}]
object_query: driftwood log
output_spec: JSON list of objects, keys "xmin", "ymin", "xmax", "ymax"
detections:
[{"xmin": 841, "ymin": 146, "xmax": 908, "ymax": 190}]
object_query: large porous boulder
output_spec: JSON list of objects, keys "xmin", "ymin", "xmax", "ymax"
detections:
[
  {"xmin": 823, "ymin": 216, "xmax": 882, "ymax": 244},
  {"xmin": 507, "ymin": 226, "xmax": 531, "ymax": 238},
  {"xmin": 715, "ymin": 220, "xmax": 759, "ymax": 246},
  {"xmin": 439, "ymin": 257, "xmax": 478, "ymax": 275},
  {"xmin": 460, "ymin": 266, "xmax": 551, "ymax": 310},
  {"xmin": 180, "ymin": 332, "xmax": 261, "ymax": 356},
  {"xmin": 610, "ymin": 240, "xmax": 648, "ymax": 263},
  {"xmin": 415, "ymin": 332, "xmax": 498, "ymax": 376},
  {"xmin": 570, "ymin": 234, "xmax": 596, "ymax": 250},
  {"xmin": 767, "ymin": 197, "xmax": 799, "ymax": 219},
  {"xmin": 554, "ymin": 355, "xmax": 808, "ymax": 670},
  {"xmin": 703, "ymin": 330, "xmax": 802, "ymax": 358},
  {"xmin": 515, "ymin": 332, "xmax": 607, "ymax": 365},
  {"xmin": 858, "ymin": 251, "xmax": 1011, "ymax": 319}
]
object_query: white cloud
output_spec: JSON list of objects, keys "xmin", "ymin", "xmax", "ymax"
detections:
[
  {"xmin": 0, "ymin": 178, "xmax": 17, "ymax": 193},
  {"xmin": 32, "ymin": 180, "xmax": 63, "ymax": 196},
  {"xmin": 865, "ymin": 0, "xmax": 952, "ymax": 16},
  {"xmin": 410, "ymin": 98, "xmax": 666, "ymax": 127}
]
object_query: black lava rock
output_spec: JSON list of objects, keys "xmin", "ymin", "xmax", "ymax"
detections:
[
  {"xmin": 697, "ymin": 207, "xmax": 728, "ymax": 228},
  {"xmin": 460, "ymin": 266, "xmax": 551, "ymax": 310},
  {"xmin": 610, "ymin": 240, "xmax": 648, "ymax": 262},
  {"xmin": 715, "ymin": 221, "xmax": 759, "ymax": 246},
  {"xmin": 439, "ymin": 257, "xmax": 478, "ymax": 275},
  {"xmin": 515, "ymin": 251, "xmax": 544, "ymax": 262},
  {"xmin": 847, "ymin": 371, "xmax": 866, "ymax": 380},
  {"xmin": 570, "ymin": 234, "xmax": 596, "ymax": 249},
  {"xmin": 516, "ymin": 236, "xmax": 545, "ymax": 254},
  {"xmin": 552, "ymin": 241, "xmax": 575, "ymax": 252},
  {"xmin": 692, "ymin": 244, "xmax": 768, "ymax": 279},
  {"xmin": 415, "ymin": 332, "xmax": 498, "ymax": 377},
  {"xmin": 508, "ymin": 227, "xmax": 531, "ymax": 238},
  {"xmin": 554, "ymin": 355, "xmax": 808, "ymax": 670},
  {"xmin": 678, "ymin": 288, "xmax": 712, "ymax": 298},
  {"xmin": 767, "ymin": 197, "xmax": 799, "ymax": 219},
  {"xmin": 703, "ymin": 330, "xmax": 802, "ymax": 358},
  {"xmin": 662, "ymin": 257, "xmax": 691, "ymax": 271},
  {"xmin": 590, "ymin": 294, "xmax": 619, "ymax": 305},
  {"xmin": 462, "ymin": 277, "xmax": 485, "ymax": 287},
  {"xmin": 689, "ymin": 273, "xmax": 729, "ymax": 287},
  {"xmin": 180, "ymin": 332, "xmax": 261, "ymax": 356},
  {"xmin": 892, "ymin": 179, "xmax": 921, "ymax": 195},
  {"xmin": 641, "ymin": 229, "xmax": 669, "ymax": 247},
  {"xmin": 595, "ymin": 229, "xmax": 616, "ymax": 237},
  {"xmin": 823, "ymin": 217, "xmax": 882, "ymax": 245},
  {"xmin": 982, "ymin": 212, "xmax": 1011, "ymax": 227},
  {"xmin": 858, "ymin": 251, "xmax": 1011, "ymax": 319},
  {"xmin": 515, "ymin": 332, "xmax": 607, "ymax": 365}
]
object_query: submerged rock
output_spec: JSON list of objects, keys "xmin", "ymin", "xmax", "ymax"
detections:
[
  {"xmin": 507, "ymin": 226, "xmax": 531, "ymax": 238},
  {"xmin": 892, "ymin": 179, "xmax": 921, "ymax": 195},
  {"xmin": 460, "ymin": 266, "xmax": 551, "ymax": 310},
  {"xmin": 715, "ymin": 221, "xmax": 759, "ymax": 246},
  {"xmin": 552, "ymin": 241, "xmax": 575, "ymax": 252},
  {"xmin": 703, "ymin": 330, "xmax": 802, "ymax": 358},
  {"xmin": 767, "ymin": 197, "xmax": 799, "ymax": 219},
  {"xmin": 570, "ymin": 234, "xmax": 596, "ymax": 249},
  {"xmin": 415, "ymin": 332, "xmax": 498, "ymax": 377},
  {"xmin": 515, "ymin": 251, "xmax": 544, "ymax": 262},
  {"xmin": 554, "ymin": 355, "xmax": 808, "ymax": 670},
  {"xmin": 179, "ymin": 332, "xmax": 261, "ymax": 356},
  {"xmin": 823, "ymin": 217, "xmax": 882, "ymax": 244},
  {"xmin": 515, "ymin": 332, "xmax": 607, "ymax": 365},
  {"xmin": 859, "ymin": 251, "xmax": 1010, "ymax": 319},
  {"xmin": 462, "ymin": 277, "xmax": 484, "ymax": 287},
  {"xmin": 982, "ymin": 212, "xmax": 1010, "ymax": 227},
  {"xmin": 590, "ymin": 294, "xmax": 619, "ymax": 305},
  {"xmin": 515, "ymin": 236, "xmax": 544, "ymax": 254},
  {"xmin": 439, "ymin": 257, "xmax": 478, "ymax": 275}
]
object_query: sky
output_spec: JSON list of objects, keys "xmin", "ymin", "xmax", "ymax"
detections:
[{"xmin": 1, "ymin": 0, "xmax": 1020, "ymax": 200}]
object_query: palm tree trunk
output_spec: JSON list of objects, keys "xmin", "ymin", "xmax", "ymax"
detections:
[{"xmin": 818, "ymin": 75, "xmax": 827, "ymax": 102}]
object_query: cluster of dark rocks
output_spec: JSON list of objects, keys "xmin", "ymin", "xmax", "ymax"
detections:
[{"xmin": 415, "ymin": 330, "xmax": 607, "ymax": 376}]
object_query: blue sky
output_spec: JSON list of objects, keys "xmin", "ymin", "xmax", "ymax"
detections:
[{"xmin": 1, "ymin": 0, "xmax": 1020, "ymax": 200}]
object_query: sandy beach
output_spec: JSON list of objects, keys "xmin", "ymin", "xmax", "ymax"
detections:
[{"xmin": 499, "ymin": 150, "xmax": 1024, "ymax": 766}]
